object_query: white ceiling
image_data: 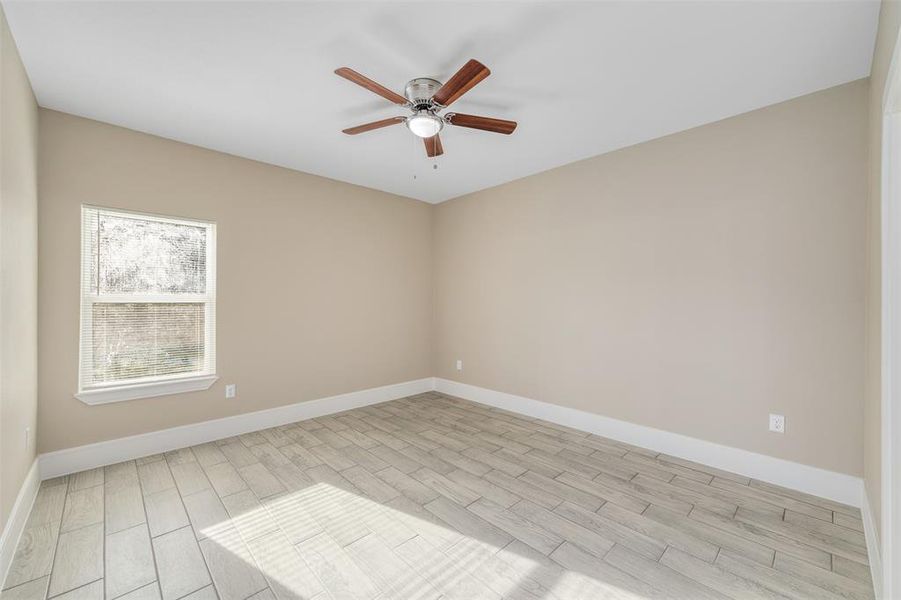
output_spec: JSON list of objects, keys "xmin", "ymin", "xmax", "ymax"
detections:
[{"xmin": 3, "ymin": 1, "xmax": 879, "ymax": 203}]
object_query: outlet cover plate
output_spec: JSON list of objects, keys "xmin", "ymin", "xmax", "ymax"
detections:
[{"xmin": 769, "ymin": 413, "xmax": 785, "ymax": 433}]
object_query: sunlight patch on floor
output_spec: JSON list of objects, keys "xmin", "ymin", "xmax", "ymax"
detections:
[{"xmin": 200, "ymin": 482, "xmax": 648, "ymax": 600}]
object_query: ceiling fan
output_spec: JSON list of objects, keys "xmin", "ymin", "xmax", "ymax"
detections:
[{"xmin": 335, "ymin": 59, "xmax": 517, "ymax": 158}]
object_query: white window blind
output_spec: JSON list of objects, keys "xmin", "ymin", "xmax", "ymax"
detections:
[{"xmin": 79, "ymin": 206, "xmax": 216, "ymax": 395}]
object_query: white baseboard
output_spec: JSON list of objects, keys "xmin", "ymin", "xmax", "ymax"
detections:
[
  {"xmin": 0, "ymin": 459, "xmax": 40, "ymax": 587},
  {"xmin": 861, "ymin": 484, "xmax": 884, "ymax": 599},
  {"xmin": 435, "ymin": 378, "xmax": 863, "ymax": 507},
  {"xmin": 39, "ymin": 378, "xmax": 434, "ymax": 479},
  {"xmin": 38, "ymin": 375, "xmax": 864, "ymax": 510}
]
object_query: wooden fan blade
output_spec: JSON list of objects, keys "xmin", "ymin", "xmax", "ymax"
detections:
[
  {"xmin": 342, "ymin": 117, "xmax": 405, "ymax": 135},
  {"xmin": 446, "ymin": 112, "xmax": 517, "ymax": 135},
  {"xmin": 431, "ymin": 59, "xmax": 490, "ymax": 107},
  {"xmin": 335, "ymin": 67, "xmax": 408, "ymax": 106},
  {"xmin": 424, "ymin": 134, "xmax": 444, "ymax": 157}
]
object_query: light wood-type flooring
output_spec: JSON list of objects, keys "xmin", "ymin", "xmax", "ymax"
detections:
[{"xmin": 1, "ymin": 392, "xmax": 874, "ymax": 600}]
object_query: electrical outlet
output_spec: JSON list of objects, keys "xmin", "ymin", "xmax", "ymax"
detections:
[
  {"xmin": 456, "ymin": 359, "xmax": 463, "ymax": 371},
  {"xmin": 225, "ymin": 384, "xmax": 237, "ymax": 399},
  {"xmin": 769, "ymin": 413, "xmax": 785, "ymax": 433}
]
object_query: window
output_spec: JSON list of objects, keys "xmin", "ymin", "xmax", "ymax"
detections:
[{"xmin": 77, "ymin": 206, "xmax": 217, "ymax": 404}]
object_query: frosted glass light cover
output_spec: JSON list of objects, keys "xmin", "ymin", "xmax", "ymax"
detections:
[{"xmin": 406, "ymin": 114, "xmax": 443, "ymax": 138}]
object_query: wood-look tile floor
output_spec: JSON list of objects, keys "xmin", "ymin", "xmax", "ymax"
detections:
[{"xmin": 2, "ymin": 392, "xmax": 874, "ymax": 600}]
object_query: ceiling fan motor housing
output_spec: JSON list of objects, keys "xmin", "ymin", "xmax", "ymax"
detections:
[{"xmin": 405, "ymin": 78, "xmax": 443, "ymax": 109}]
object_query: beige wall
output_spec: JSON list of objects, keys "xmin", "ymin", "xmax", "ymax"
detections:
[
  {"xmin": 0, "ymin": 8, "xmax": 38, "ymax": 531},
  {"xmin": 434, "ymin": 80, "xmax": 868, "ymax": 476},
  {"xmin": 864, "ymin": 0, "xmax": 901, "ymax": 549},
  {"xmin": 38, "ymin": 109, "xmax": 432, "ymax": 453}
]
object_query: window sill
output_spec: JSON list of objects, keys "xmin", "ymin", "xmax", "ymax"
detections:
[{"xmin": 75, "ymin": 375, "xmax": 219, "ymax": 405}]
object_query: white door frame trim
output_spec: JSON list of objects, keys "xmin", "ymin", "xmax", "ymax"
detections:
[
  {"xmin": 879, "ymin": 28, "xmax": 901, "ymax": 600},
  {"xmin": 0, "ymin": 460, "xmax": 40, "ymax": 588}
]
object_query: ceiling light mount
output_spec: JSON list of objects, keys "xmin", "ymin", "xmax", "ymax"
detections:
[{"xmin": 405, "ymin": 77, "xmax": 442, "ymax": 110}]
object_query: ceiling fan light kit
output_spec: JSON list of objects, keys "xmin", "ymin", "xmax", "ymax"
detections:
[
  {"xmin": 406, "ymin": 111, "xmax": 444, "ymax": 138},
  {"xmin": 336, "ymin": 59, "xmax": 517, "ymax": 157}
]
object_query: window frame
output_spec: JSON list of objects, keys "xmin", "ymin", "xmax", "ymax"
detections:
[{"xmin": 75, "ymin": 205, "xmax": 218, "ymax": 405}]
